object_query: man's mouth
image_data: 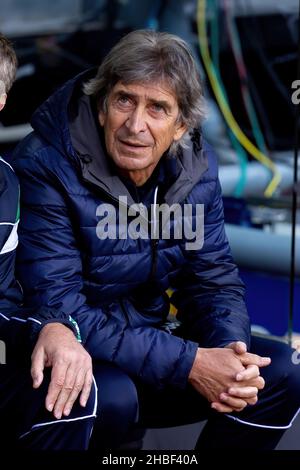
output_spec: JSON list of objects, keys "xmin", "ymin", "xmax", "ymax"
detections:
[{"xmin": 119, "ymin": 140, "xmax": 149, "ymax": 148}]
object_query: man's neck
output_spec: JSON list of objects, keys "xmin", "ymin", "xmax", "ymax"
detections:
[{"xmin": 117, "ymin": 163, "xmax": 158, "ymax": 187}]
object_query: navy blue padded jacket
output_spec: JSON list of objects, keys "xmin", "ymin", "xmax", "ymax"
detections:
[{"xmin": 12, "ymin": 71, "xmax": 250, "ymax": 388}]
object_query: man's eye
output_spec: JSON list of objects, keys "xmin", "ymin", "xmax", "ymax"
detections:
[
  {"xmin": 151, "ymin": 103, "xmax": 164, "ymax": 112},
  {"xmin": 117, "ymin": 96, "xmax": 131, "ymax": 105}
]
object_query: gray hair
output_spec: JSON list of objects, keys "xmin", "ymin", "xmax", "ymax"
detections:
[
  {"xmin": 0, "ymin": 33, "xmax": 17, "ymax": 94},
  {"xmin": 83, "ymin": 29, "xmax": 205, "ymax": 153}
]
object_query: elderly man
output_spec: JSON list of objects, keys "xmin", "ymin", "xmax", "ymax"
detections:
[{"xmin": 10, "ymin": 30, "xmax": 300, "ymax": 450}]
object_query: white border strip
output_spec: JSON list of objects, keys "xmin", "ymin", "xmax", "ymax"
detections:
[
  {"xmin": 0, "ymin": 312, "xmax": 42, "ymax": 325},
  {"xmin": 92, "ymin": 375, "xmax": 98, "ymax": 416},
  {"xmin": 0, "ymin": 221, "xmax": 18, "ymax": 255},
  {"xmin": 0, "ymin": 312, "xmax": 9, "ymax": 321},
  {"xmin": 27, "ymin": 316, "xmax": 43, "ymax": 325},
  {"xmin": 225, "ymin": 407, "xmax": 300, "ymax": 430},
  {"xmin": 18, "ymin": 413, "xmax": 97, "ymax": 440},
  {"xmin": 0, "ymin": 156, "xmax": 14, "ymax": 172},
  {"xmin": 10, "ymin": 316, "xmax": 26, "ymax": 323}
]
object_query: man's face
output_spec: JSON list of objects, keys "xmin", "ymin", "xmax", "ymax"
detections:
[{"xmin": 98, "ymin": 81, "xmax": 186, "ymax": 181}]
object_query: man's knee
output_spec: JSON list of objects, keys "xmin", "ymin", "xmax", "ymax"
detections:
[
  {"xmin": 252, "ymin": 336, "xmax": 300, "ymax": 402},
  {"xmin": 281, "ymin": 345, "xmax": 300, "ymax": 398},
  {"xmin": 101, "ymin": 382, "xmax": 138, "ymax": 427},
  {"xmin": 93, "ymin": 363, "xmax": 138, "ymax": 430}
]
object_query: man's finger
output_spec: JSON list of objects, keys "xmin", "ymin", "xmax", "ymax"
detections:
[
  {"xmin": 253, "ymin": 375, "xmax": 265, "ymax": 390},
  {"xmin": 211, "ymin": 402, "xmax": 234, "ymax": 413},
  {"xmin": 52, "ymin": 364, "xmax": 79, "ymax": 419},
  {"xmin": 62, "ymin": 368, "xmax": 86, "ymax": 417},
  {"xmin": 31, "ymin": 347, "xmax": 45, "ymax": 389},
  {"xmin": 236, "ymin": 375, "xmax": 265, "ymax": 391},
  {"xmin": 239, "ymin": 353, "xmax": 271, "ymax": 368},
  {"xmin": 219, "ymin": 393, "xmax": 247, "ymax": 410},
  {"xmin": 247, "ymin": 396, "xmax": 258, "ymax": 406},
  {"xmin": 80, "ymin": 369, "xmax": 93, "ymax": 408},
  {"xmin": 45, "ymin": 360, "xmax": 68, "ymax": 413},
  {"xmin": 236, "ymin": 364, "xmax": 260, "ymax": 381},
  {"xmin": 228, "ymin": 386, "xmax": 258, "ymax": 398},
  {"xmin": 226, "ymin": 341, "xmax": 247, "ymax": 354}
]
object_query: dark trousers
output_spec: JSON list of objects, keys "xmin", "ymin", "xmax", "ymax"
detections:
[
  {"xmin": 1, "ymin": 336, "xmax": 300, "ymax": 450},
  {"xmin": 0, "ymin": 363, "xmax": 97, "ymax": 450}
]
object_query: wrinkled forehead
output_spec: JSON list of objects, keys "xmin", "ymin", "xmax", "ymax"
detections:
[{"xmin": 110, "ymin": 80, "xmax": 179, "ymax": 105}]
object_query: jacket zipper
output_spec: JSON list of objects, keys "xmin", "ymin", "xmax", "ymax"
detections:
[
  {"xmin": 81, "ymin": 157, "xmax": 159, "ymax": 278},
  {"xmin": 150, "ymin": 185, "xmax": 159, "ymax": 280},
  {"xmin": 150, "ymin": 238, "xmax": 159, "ymax": 279}
]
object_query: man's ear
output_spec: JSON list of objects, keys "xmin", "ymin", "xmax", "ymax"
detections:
[
  {"xmin": 173, "ymin": 121, "xmax": 187, "ymax": 142},
  {"xmin": 0, "ymin": 94, "xmax": 7, "ymax": 112}
]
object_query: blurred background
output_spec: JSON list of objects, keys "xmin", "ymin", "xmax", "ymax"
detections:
[{"xmin": 1, "ymin": 0, "xmax": 299, "ymax": 342}]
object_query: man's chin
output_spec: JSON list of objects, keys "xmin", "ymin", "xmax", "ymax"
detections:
[{"xmin": 114, "ymin": 155, "xmax": 152, "ymax": 171}]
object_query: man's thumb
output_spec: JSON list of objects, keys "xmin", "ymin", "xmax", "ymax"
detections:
[
  {"xmin": 234, "ymin": 341, "xmax": 247, "ymax": 354},
  {"xmin": 31, "ymin": 348, "xmax": 45, "ymax": 388},
  {"xmin": 226, "ymin": 341, "xmax": 247, "ymax": 354}
]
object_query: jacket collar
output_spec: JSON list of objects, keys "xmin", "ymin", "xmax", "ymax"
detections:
[{"xmin": 164, "ymin": 129, "xmax": 208, "ymax": 205}]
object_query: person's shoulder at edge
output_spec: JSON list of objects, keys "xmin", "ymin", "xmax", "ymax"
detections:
[
  {"xmin": 12, "ymin": 130, "xmax": 47, "ymax": 163},
  {"xmin": 0, "ymin": 155, "xmax": 18, "ymax": 194}
]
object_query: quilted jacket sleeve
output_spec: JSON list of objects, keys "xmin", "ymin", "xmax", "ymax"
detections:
[
  {"xmin": 13, "ymin": 152, "xmax": 198, "ymax": 390},
  {"xmin": 0, "ymin": 158, "xmax": 48, "ymax": 359},
  {"xmin": 171, "ymin": 177, "xmax": 251, "ymax": 349}
]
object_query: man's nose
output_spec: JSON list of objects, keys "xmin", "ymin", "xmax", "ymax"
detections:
[{"xmin": 125, "ymin": 107, "xmax": 147, "ymax": 134}]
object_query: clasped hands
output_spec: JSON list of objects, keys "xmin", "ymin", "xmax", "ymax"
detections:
[{"xmin": 188, "ymin": 341, "xmax": 271, "ymax": 413}]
